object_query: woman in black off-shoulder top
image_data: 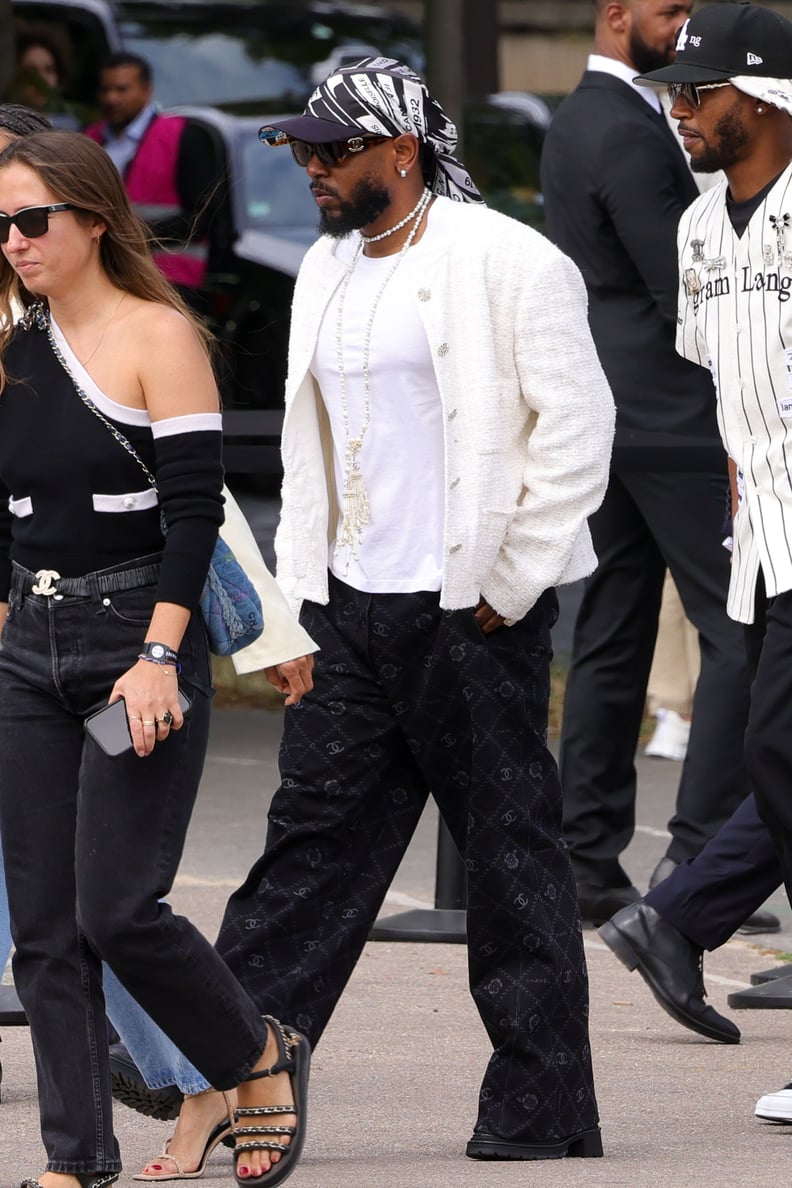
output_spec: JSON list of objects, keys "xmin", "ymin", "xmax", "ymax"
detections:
[{"xmin": 0, "ymin": 131, "xmax": 309, "ymax": 1188}]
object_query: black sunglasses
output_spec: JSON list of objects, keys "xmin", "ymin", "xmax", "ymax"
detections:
[
  {"xmin": 258, "ymin": 126, "xmax": 388, "ymax": 168},
  {"xmin": 667, "ymin": 81, "xmax": 732, "ymax": 109},
  {"xmin": 0, "ymin": 203, "xmax": 75, "ymax": 244}
]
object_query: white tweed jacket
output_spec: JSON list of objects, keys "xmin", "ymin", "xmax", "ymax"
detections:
[{"xmin": 275, "ymin": 197, "xmax": 615, "ymax": 622}]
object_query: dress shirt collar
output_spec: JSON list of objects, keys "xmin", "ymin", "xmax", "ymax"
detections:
[
  {"xmin": 103, "ymin": 103, "xmax": 158, "ymax": 175},
  {"xmin": 587, "ymin": 53, "xmax": 662, "ymax": 112}
]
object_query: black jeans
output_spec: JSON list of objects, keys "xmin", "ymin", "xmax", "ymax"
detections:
[
  {"xmin": 217, "ymin": 574, "xmax": 599, "ymax": 1143},
  {"xmin": 0, "ymin": 556, "xmax": 267, "ymax": 1175}
]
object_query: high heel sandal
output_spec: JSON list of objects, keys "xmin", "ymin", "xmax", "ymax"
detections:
[
  {"xmin": 233, "ymin": 1016, "xmax": 311, "ymax": 1187},
  {"xmin": 21, "ymin": 1176, "xmax": 120, "ymax": 1188},
  {"xmin": 133, "ymin": 1090, "xmax": 235, "ymax": 1182}
]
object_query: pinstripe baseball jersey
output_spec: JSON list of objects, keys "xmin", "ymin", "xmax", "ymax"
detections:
[{"xmin": 677, "ymin": 163, "xmax": 792, "ymax": 623}]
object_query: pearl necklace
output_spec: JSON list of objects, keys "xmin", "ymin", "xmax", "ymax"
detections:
[
  {"xmin": 334, "ymin": 187, "xmax": 432, "ymax": 566},
  {"xmin": 360, "ymin": 188, "xmax": 433, "ymax": 243}
]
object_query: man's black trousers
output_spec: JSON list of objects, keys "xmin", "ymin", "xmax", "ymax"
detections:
[
  {"xmin": 218, "ymin": 573, "xmax": 599, "ymax": 1143},
  {"xmin": 560, "ymin": 467, "xmax": 750, "ymax": 888}
]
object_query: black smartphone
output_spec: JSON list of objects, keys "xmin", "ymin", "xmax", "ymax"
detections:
[{"xmin": 84, "ymin": 690, "xmax": 192, "ymax": 757}]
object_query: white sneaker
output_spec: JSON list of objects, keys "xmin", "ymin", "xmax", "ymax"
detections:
[
  {"xmin": 755, "ymin": 1083, "xmax": 792, "ymax": 1122},
  {"xmin": 644, "ymin": 709, "xmax": 690, "ymax": 761}
]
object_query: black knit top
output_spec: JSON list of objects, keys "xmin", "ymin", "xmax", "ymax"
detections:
[{"xmin": 0, "ymin": 310, "xmax": 224, "ymax": 609}]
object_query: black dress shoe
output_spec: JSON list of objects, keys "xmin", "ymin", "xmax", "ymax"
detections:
[
  {"xmin": 599, "ymin": 901, "xmax": 740, "ymax": 1043},
  {"xmin": 109, "ymin": 1042, "xmax": 183, "ymax": 1121},
  {"xmin": 648, "ymin": 856, "xmax": 780, "ymax": 934},
  {"xmin": 466, "ymin": 1127, "xmax": 603, "ymax": 1160},
  {"xmin": 576, "ymin": 883, "xmax": 640, "ymax": 926},
  {"xmin": 736, "ymin": 908, "xmax": 781, "ymax": 935},
  {"xmin": 728, "ymin": 973, "xmax": 792, "ymax": 1009}
]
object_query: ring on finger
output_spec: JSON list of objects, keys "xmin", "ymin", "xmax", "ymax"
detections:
[
  {"xmin": 142, "ymin": 719, "xmax": 156, "ymax": 726},
  {"xmin": 159, "ymin": 710, "xmax": 174, "ymax": 727}
]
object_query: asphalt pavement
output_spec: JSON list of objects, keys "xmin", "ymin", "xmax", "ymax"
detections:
[
  {"xmin": 2, "ymin": 702, "xmax": 792, "ymax": 1187},
  {"xmin": 1, "ymin": 504, "xmax": 791, "ymax": 1186}
]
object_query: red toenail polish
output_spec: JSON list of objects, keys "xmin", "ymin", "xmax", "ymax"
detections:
[{"xmin": 238, "ymin": 1167, "xmax": 249, "ymax": 1176}]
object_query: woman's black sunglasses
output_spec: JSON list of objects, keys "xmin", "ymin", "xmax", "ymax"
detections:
[
  {"xmin": 259, "ymin": 126, "xmax": 388, "ymax": 168},
  {"xmin": 0, "ymin": 203, "xmax": 75, "ymax": 244}
]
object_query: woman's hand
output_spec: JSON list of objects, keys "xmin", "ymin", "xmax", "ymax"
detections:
[
  {"xmin": 110, "ymin": 659, "xmax": 184, "ymax": 757},
  {"xmin": 264, "ymin": 654, "xmax": 315, "ymax": 706}
]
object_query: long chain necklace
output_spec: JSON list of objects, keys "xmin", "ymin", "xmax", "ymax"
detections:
[
  {"xmin": 78, "ymin": 290, "xmax": 126, "ymax": 367},
  {"xmin": 334, "ymin": 187, "xmax": 432, "ymax": 566}
]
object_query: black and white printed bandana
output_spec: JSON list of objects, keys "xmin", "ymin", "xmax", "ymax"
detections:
[{"xmin": 280, "ymin": 57, "xmax": 483, "ymax": 204}]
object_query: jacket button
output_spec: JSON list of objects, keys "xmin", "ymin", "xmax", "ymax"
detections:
[
  {"xmin": 418, "ymin": 288, "xmax": 431, "ymax": 302},
  {"xmin": 437, "ymin": 343, "xmax": 449, "ymax": 357},
  {"xmin": 449, "ymin": 543, "xmax": 462, "ymax": 554},
  {"xmin": 447, "ymin": 408, "xmax": 458, "ymax": 421},
  {"xmin": 450, "ymin": 477, "xmax": 460, "ymax": 489}
]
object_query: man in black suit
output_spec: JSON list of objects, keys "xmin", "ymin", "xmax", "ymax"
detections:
[{"xmin": 540, "ymin": 0, "xmax": 776, "ymax": 931}]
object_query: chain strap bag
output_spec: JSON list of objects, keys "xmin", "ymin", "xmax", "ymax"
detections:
[{"xmin": 37, "ymin": 306, "xmax": 265, "ymax": 655}]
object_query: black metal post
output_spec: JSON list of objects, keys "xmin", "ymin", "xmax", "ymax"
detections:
[{"xmin": 369, "ymin": 818, "xmax": 467, "ymax": 942}]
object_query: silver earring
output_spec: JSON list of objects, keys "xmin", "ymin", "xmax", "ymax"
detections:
[
  {"xmin": 757, "ymin": 105, "xmax": 764, "ymax": 113},
  {"xmin": 399, "ymin": 168, "xmax": 408, "ymax": 178}
]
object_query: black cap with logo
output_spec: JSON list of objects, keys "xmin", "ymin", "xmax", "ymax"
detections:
[{"xmin": 636, "ymin": 1, "xmax": 792, "ymax": 86}]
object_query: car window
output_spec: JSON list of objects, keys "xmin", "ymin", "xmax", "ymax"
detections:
[
  {"xmin": 12, "ymin": 3, "xmax": 114, "ymax": 118},
  {"xmin": 116, "ymin": 4, "xmax": 424, "ymax": 113},
  {"xmin": 11, "ymin": 1, "xmax": 424, "ymax": 116},
  {"xmin": 463, "ymin": 99, "xmax": 548, "ymax": 232},
  {"xmin": 238, "ymin": 133, "xmax": 317, "ymax": 229},
  {"xmin": 119, "ymin": 20, "xmax": 308, "ymax": 110}
]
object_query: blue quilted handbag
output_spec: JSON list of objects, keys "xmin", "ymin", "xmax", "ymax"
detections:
[{"xmin": 200, "ymin": 535, "xmax": 264, "ymax": 655}]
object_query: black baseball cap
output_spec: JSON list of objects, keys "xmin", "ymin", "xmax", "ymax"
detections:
[{"xmin": 636, "ymin": 2, "xmax": 792, "ymax": 86}]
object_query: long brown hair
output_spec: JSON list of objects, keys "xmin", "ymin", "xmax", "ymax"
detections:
[{"xmin": 0, "ymin": 130, "xmax": 213, "ymax": 387}]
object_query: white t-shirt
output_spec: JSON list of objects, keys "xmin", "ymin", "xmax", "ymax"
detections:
[{"xmin": 311, "ymin": 202, "xmax": 444, "ymax": 593}]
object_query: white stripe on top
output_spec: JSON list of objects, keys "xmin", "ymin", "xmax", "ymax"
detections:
[{"xmin": 151, "ymin": 412, "xmax": 223, "ymax": 437}]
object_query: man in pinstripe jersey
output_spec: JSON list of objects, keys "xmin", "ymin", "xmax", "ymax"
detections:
[{"xmin": 639, "ymin": 0, "xmax": 792, "ymax": 1119}]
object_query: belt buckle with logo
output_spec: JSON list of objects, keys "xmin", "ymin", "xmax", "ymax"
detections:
[{"xmin": 31, "ymin": 569, "xmax": 61, "ymax": 596}]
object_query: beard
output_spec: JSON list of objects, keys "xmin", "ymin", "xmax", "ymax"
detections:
[
  {"xmin": 691, "ymin": 107, "xmax": 750, "ymax": 173},
  {"xmin": 629, "ymin": 26, "xmax": 675, "ymax": 76},
  {"xmin": 314, "ymin": 175, "xmax": 392, "ymax": 238}
]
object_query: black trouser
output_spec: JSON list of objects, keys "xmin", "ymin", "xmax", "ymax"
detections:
[
  {"xmin": 0, "ymin": 559, "xmax": 267, "ymax": 1175},
  {"xmin": 560, "ymin": 469, "xmax": 750, "ymax": 887},
  {"xmin": 743, "ymin": 581, "xmax": 792, "ymax": 910},
  {"xmin": 217, "ymin": 574, "xmax": 599, "ymax": 1142},
  {"xmin": 644, "ymin": 571, "xmax": 792, "ymax": 948}
]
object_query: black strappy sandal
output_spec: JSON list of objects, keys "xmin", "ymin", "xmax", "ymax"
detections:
[
  {"xmin": 21, "ymin": 1175, "xmax": 120, "ymax": 1188},
  {"xmin": 233, "ymin": 1016, "xmax": 310, "ymax": 1188}
]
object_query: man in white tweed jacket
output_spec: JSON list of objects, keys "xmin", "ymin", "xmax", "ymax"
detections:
[
  {"xmin": 223, "ymin": 58, "xmax": 614, "ymax": 1164},
  {"xmin": 105, "ymin": 58, "xmax": 615, "ymax": 1170}
]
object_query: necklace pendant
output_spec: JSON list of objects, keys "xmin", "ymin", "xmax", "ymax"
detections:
[{"xmin": 337, "ymin": 440, "xmax": 370, "ymax": 561}]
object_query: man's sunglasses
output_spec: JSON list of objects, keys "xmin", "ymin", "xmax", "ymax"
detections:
[
  {"xmin": 0, "ymin": 203, "xmax": 75, "ymax": 244},
  {"xmin": 259, "ymin": 126, "xmax": 388, "ymax": 168},
  {"xmin": 667, "ymin": 81, "xmax": 732, "ymax": 109}
]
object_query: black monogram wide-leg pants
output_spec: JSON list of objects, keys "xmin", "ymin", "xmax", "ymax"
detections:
[{"xmin": 217, "ymin": 573, "xmax": 598, "ymax": 1142}]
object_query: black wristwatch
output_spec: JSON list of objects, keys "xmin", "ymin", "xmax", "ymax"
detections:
[{"xmin": 140, "ymin": 641, "xmax": 179, "ymax": 665}]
